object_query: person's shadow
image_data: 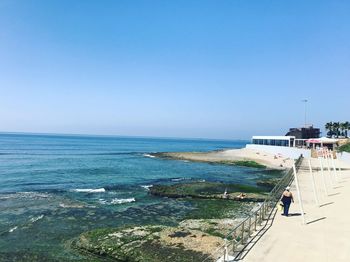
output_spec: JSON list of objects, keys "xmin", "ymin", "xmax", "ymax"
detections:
[{"xmin": 288, "ymin": 213, "xmax": 302, "ymax": 216}]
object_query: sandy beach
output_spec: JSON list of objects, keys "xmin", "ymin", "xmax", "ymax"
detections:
[{"xmin": 152, "ymin": 148, "xmax": 294, "ymax": 170}]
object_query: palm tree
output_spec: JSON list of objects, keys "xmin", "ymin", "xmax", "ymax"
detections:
[
  {"xmin": 344, "ymin": 121, "xmax": 350, "ymax": 138},
  {"xmin": 325, "ymin": 122, "xmax": 333, "ymax": 138},
  {"xmin": 333, "ymin": 122, "xmax": 340, "ymax": 138},
  {"xmin": 340, "ymin": 122, "xmax": 347, "ymax": 137}
]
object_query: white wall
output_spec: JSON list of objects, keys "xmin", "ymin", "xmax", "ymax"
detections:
[
  {"xmin": 336, "ymin": 152, "xmax": 350, "ymax": 164},
  {"xmin": 246, "ymin": 144, "xmax": 310, "ymax": 159}
]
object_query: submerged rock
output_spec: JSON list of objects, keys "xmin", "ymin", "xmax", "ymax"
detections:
[
  {"xmin": 72, "ymin": 225, "xmax": 222, "ymax": 261},
  {"xmin": 71, "ymin": 163, "xmax": 276, "ymax": 261},
  {"xmin": 149, "ymin": 181, "xmax": 267, "ymax": 202},
  {"xmin": 256, "ymin": 178, "xmax": 280, "ymax": 190},
  {"xmin": 151, "ymin": 151, "xmax": 268, "ymax": 169},
  {"xmin": 71, "ymin": 182, "xmax": 263, "ymax": 261},
  {"xmin": 180, "ymin": 218, "xmax": 242, "ymax": 239}
]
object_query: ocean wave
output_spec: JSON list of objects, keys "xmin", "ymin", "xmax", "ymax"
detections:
[
  {"xmin": 8, "ymin": 226, "xmax": 18, "ymax": 233},
  {"xmin": 59, "ymin": 203, "xmax": 85, "ymax": 208},
  {"xmin": 143, "ymin": 153, "xmax": 155, "ymax": 158},
  {"xmin": 98, "ymin": 199, "xmax": 108, "ymax": 205},
  {"xmin": 73, "ymin": 188, "xmax": 106, "ymax": 193},
  {"xmin": 0, "ymin": 195, "xmax": 11, "ymax": 200},
  {"xmin": 6, "ymin": 215, "xmax": 44, "ymax": 234},
  {"xmin": 98, "ymin": 198, "xmax": 136, "ymax": 205},
  {"xmin": 111, "ymin": 198, "xmax": 135, "ymax": 204},
  {"xmin": 140, "ymin": 185, "xmax": 153, "ymax": 190},
  {"xmin": 171, "ymin": 177, "xmax": 191, "ymax": 182},
  {"xmin": 30, "ymin": 214, "xmax": 44, "ymax": 223}
]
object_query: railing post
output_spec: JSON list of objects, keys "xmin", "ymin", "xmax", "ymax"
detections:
[
  {"xmin": 262, "ymin": 203, "xmax": 264, "ymax": 218},
  {"xmin": 232, "ymin": 232, "xmax": 236, "ymax": 254},
  {"xmin": 223, "ymin": 239, "xmax": 228, "ymax": 262},
  {"xmin": 254, "ymin": 213, "xmax": 257, "ymax": 231},
  {"xmin": 241, "ymin": 221, "xmax": 245, "ymax": 244},
  {"xmin": 259, "ymin": 208, "xmax": 262, "ymax": 224},
  {"xmin": 292, "ymin": 163, "xmax": 306, "ymax": 225},
  {"xmin": 330, "ymin": 151, "xmax": 340, "ymax": 182},
  {"xmin": 262, "ymin": 203, "xmax": 265, "ymax": 220},
  {"xmin": 248, "ymin": 217, "xmax": 252, "ymax": 236},
  {"xmin": 308, "ymin": 159, "xmax": 320, "ymax": 207},
  {"xmin": 318, "ymin": 156, "xmax": 329, "ymax": 196}
]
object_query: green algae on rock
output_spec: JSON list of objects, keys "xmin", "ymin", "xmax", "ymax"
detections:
[
  {"xmin": 228, "ymin": 160, "xmax": 266, "ymax": 168},
  {"xmin": 71, "ymin": 182, "xmax": 266, "ymax": 261},
  {"xmin": 183, "ymin": 199, "xmax": 255, "ymax": 220},
  {"xmin": 256, "ymin": 178, "xmax": 280, "ymax": 190},
  {"xmin": 149, "ymin": 181, "xmax": 267, "ymax": 202},
  {"xmin": 72, "ymin": 225, "xmax": 224, "ymax": 262}
]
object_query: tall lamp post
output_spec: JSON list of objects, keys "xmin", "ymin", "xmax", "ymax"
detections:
[{"xmin": 302, "ymin": 99, "xmax": 308, "ymax": 127}]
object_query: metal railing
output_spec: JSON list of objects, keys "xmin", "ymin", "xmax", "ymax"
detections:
[{"xmin": 201, "ymin": 155, "xmax": 303, "ymax": 262}]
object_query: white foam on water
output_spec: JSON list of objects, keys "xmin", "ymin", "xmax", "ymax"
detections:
[
  {"xmin": 73, "ymin": 188, "xmax": 106, "ymax": 193},
  {"xmin": 0, "ymin": 196, "xmax": 11, "ymax": 200},
  {"xmin": 140, "ymin": 185, "xmax": 153, "ymax": 190},
  {"xmin": 98, "ymin": 199, "xmax": 108, "ymax": 205},
  {"xmin": 171, "ymin": 177, "xmax": 188, "ymax": 182},
  {"xmin": 59, "ymin": 203, "xmax": 84, "ymax": 208},
  {"xmin": 9, "ymin": 226, "xmax": 18, "ymax": 233},
  {"xmin": 30, "ymin": 214, "xmax": 44, "ymax": 223},
  {"xmin": 110, "ymin": 198, "xmax": 135, "ymax": 205},
  {"xmin": 143, "ymin": 153, "xmax": 155, "ymax": 158}
]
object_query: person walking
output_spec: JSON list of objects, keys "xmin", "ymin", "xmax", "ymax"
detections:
[{"xmin": 281, "ymin": 186, "xmax": 294, "ymax": 216}]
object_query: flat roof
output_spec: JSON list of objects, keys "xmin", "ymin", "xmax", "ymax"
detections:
[
  {"xmin": 306, "ymin": 137, "xmax": 339, "ymax": 144},
  {"xmin": 252, "ymin": 136, "xmax": 296, "ymax": 140}
]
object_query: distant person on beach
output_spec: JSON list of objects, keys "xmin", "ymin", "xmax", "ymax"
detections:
[
  {"xmin": 223, "ymin": 188, "xmax": 228, "ymax": 199},
  {"xmin": 281, "ymin": 186, "xmax": 294, "ymax": 216},
  {"xmin": 235, "ymin": 193, "xmax": 246, "ymax": 200}
]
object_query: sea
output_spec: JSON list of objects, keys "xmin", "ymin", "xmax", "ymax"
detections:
[{"xmin": 0, "ymin": 133, "xmax": 277, "ymax": 261}]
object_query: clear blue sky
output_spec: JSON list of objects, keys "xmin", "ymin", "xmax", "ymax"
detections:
[{"xmin": 0, "ymin": 1, "xmax": 349, "ymax": 139}]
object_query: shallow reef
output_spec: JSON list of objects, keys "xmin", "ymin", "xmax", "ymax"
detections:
[{"xmin": 149, "ymin": 181, "xmax": 268, "ymax": 202}]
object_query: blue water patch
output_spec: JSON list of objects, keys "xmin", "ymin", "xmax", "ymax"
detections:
[{"xmin": 0, "ymin": 133, "xmax": 275, "ymax": 261}]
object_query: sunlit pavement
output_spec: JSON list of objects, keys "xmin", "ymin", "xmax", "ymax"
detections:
[{"xmin": 242, "ymin": 158, "xmax": 350, "ymax": 262}]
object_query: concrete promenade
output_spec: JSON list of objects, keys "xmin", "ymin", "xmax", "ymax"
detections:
[{"xmin": 241, "ymin": 158, "xmax": 350, "ymax": 262}]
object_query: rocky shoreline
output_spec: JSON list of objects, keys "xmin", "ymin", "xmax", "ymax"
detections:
[
  {"xmin": 71, "ymin": 212, "xmax": 255, "ymax": 262},
  {"xmin": 70, "ymin": 178, "xmax": 278, "ymax": 261},
  {"xmin": 72, "ymin": 225, "xmax": 223, "ymax": 262},
  {"xmin": 70, "ymin": 148, "xmax": 285, "ymax": 261},
  {"xmin": 149, "ymin": 181, "xmax": 268, "ymax": 202}
]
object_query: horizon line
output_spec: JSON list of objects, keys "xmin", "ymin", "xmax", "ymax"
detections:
[{"xmin": 0, "ymin": 131, "xmax": 251, "ymax": 142}]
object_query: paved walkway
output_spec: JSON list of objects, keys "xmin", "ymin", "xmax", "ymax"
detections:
[{"xmin": 241, "ymin": 158, "xmax": 350, "ymax": 262}]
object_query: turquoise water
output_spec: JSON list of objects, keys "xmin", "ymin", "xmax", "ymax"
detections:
[{"xmin": 0, "ymin": 134, "xmax": 275, "ymax": 261}]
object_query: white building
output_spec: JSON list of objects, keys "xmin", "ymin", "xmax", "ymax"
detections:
[
  {"xmin": 251, "ymin": 136, "xmax": 296, "ymax": 147},
  {"xmin": 248, "ymin": 135, "xmax": 311, "ymax": 159}
]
